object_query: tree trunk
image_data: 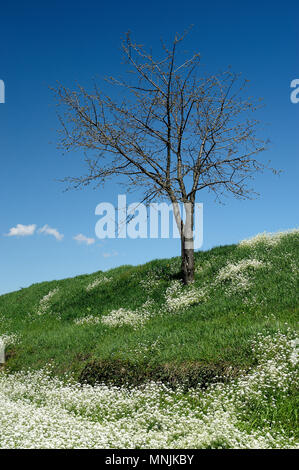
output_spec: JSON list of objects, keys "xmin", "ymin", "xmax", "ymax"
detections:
[
  {"xmin": 172, "ymin": 200, "xmax": 195, "ymax": 284},
  {"xmin": 181, "ymin": 232, "xmax": 195, "ymax": 284}
]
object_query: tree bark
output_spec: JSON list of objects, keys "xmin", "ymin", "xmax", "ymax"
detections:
[
  {"xmin": 172, "ymin": 200, "xmax": 195, "ymax": 284},
  {"xmin": 181, "ymin": 236, "xmax": 194, "ymax": 284}
]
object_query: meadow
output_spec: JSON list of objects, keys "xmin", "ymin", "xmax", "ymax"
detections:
[{"xmin": 0, "ymin": 229, "xmax": 298, "ymax": 448}]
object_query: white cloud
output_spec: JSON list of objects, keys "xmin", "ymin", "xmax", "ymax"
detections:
[
  {"xmin": 103, "ymin": 250, "xmax": 118, "ymax": 258},
  {"xmin": 5, "ymin": 224, "xmax": 36, "ymax": 237},
  {"xmin": 38, "ymin": 225, "xmax": 64, "ymax": 241},
  {"xmin": 73, "ymin": 234, "xmax": 95, "ymax": 245}
]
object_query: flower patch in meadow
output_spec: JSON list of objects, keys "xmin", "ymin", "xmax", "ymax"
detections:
[
  {"xmin": 74, "ymin": 315, "xmax": 101, "ymax": 326},
  {"xmin": 238, "ymin": 228, "xmax": 299, "ymax": 248},
  {"xmin": 36, "ymin": 288, "xmax": 59, "ymax": 316},
  {"xmin": 0, "ymin": 330, "xmax": 297, "ymax": 449},
  {"xmin": 139, "ymin": 276, "xmax": 161, "ymax": 292},
  {"xmin": 0, "ymin": 333, "xmax": 19, "ymax": 347},
  {"xmin": 86, "ymin": 277, "xmax": 111, "ymax": 292},
  {"xmin": 214, "ymin": 259, "xmax": 268, "ymax": 295},
  {"xmin": 101, "ymin": 300, "xmax": 155, "ymax": 329},
  {"xmin": 165, "ymin": 280, "xmax": 208, "ymax": 312},
  {"xmin": 101, "ymin": 280, "xmax": 209, "ymax": 329}
]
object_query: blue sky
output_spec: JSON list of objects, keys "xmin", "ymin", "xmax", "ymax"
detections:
[{"xmin": 0, "ymin": 0, "xmax": 298, "ymax": 295}]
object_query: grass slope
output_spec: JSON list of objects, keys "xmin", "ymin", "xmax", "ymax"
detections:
[
  {"xmin": 0, "ymin": 229, "xmax": 298, "ymax": 448},
  {"xmin": 0, "ymin": 230, "xmax": 298, "ymax": 382}
]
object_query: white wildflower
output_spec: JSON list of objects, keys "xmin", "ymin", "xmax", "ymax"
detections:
[
  {"xmin": 0, "ymin": 330, "xmax": 297, "ymax": 449},
  {"xmin": 139, "ymin": 276, "xmax": 161, "ymax": 291},
  {"xmin": 102, "ymin": 300, "xmax": 154, "ymax": 329},
  {"xmin": 239, "ymin": 228, "xmax": 299, "ymax": 248},
  {"xmin": 0, "ymin": 333, "xmax": 19, "ymax": 347},
  {"xmin": 165, "ymin": 280, "xmax": 208, "ymax": 312},
  {"xmin": 86, "ymin": 277, "xmax": 111, "ymax": 292},
  {"xmin": 36, "ymin": 288, "xmax": 59, "ymax": 315},
  {"xmin": 215, "ymin": 259, "xmax": 267, "ymax": 294},
  {"xmin": 74, "ymin": 315, "xmax": 101, "ymax": 326}
]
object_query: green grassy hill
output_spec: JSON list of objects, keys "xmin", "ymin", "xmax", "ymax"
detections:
[
  {"xmin": 0, "ymin": 229, "xmax": 298, "ymax": 448},
  {"xmin": 1, "ymin": 229, "xmax": 298, "ymax": 382}
]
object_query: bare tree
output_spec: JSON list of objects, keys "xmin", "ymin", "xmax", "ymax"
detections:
[{"xmin": 53, "ymin": 31, "xmax": 270, "ymax": 284}]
